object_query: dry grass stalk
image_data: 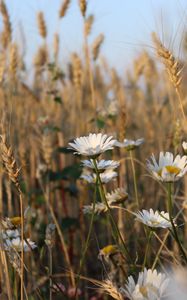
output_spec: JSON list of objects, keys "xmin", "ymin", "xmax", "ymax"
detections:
[
  {"xmin": 37, "ymin": 11, "xmax": 47, "ymax": 39},
  {"xmin": 119, "ymin": 104, "xmax": 127, "ymax": 143},
  {"xmin": 92, "ymin": 34, "xmax": 104, "ymax": 60},
  {"xmin": 79, "ymin": 0, "xmax": 87, "ymax": 17},
  {"xmin": 59, "ymin": 0, "xmax": 71, "ymax": 18},
  {"xmin": 152, "ymin": 32, "xmax": 185, "ymax": 119},
  {"xmin": 0, "ymin": 250, "xmax": 13, "ymax": 300},
  {"xmin": 84, "ymin": 14, "xmax": 94, "ymax": 36}
]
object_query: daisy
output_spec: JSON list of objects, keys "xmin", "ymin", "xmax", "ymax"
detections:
[
  {"xmin": 68, "ymin": 133, "xmax": 116, "ymax": 157},
  {"xmin": 135, "ymin": 209, "xmax": 173, "ymax": 229},
  {"xmin": 115, "ymin": 138, "xmax": 144, "ymax": 150},
  {"xmin": 82, "ymin": 159, "xmax": 120, "ymax": 171},
  {"xmin": 121, "ymin": 268, "xmax": 169, "ymax": 300},
  {"xmin": 147, "ymin": 152, "xmax": 187, "ymax": 182},
  {"xmin": 4, "ymin": 237, "xmax": 37, "ymax": 252},
  {"xmin": 2, "ymin": 229, "xmax": 20, "ymax": 239},
  {"xmin": 83, "ymin": 203, "xmax": 109, "ymax": 214},
  {"xmin": 106, "ymin": 188, "xmax": 128, "ymax": 204},
  {"xmin": 81, "ymin": 169, "xmax": 118, "ymax": 184}
]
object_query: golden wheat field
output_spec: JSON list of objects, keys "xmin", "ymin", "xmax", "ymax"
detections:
[{"xmin": 1, "ymin": 0, "xmax": 187, "ymax": 299}]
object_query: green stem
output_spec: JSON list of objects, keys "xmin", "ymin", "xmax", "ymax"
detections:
[
  {"xmin": 74, "ymin": 179, "xmax": 97, "ymax": 299},
  {"xmin": 142, "ymin": 230, "xmax": 153, "ymax": 270},
  {"xmin": 167, "ymin": 182, "xmax": 187, "ymax": 264},
  {"xmin": 129, "ymin": 150, "xmax": 139, "ymax": 209},
  {"xmin": 92, "ymin": 159, "xmax": 133, "ymax": 264},
  {"xmin": 49, "ymin": 247, "xmax": 53, "ymax": 300}
]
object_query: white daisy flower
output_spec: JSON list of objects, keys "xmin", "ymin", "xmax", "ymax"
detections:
[
  {"xmin": 121, "ymin": 268, "xmax": 169, "ymax": 300},
  {"xmin": 83, "ymin": 203, "xmax": 109, "ymax": 214},
  {"xmin": 2, "ymin": 229, "xmax": 20, "ymax": 239},
  {"xmin": 147, "ymin": 152, "xmax": 187, "ymax": 182},
  {"xmin": 4, "ymin": 237, "xmax": 37, "ymax": 252},
  {"xmin": 135, "ymin": 209, "xmax": 173, "ymax": 229},
  {"xmin": 68, "ymin": 133, "xmax": 116, "ymax": 157},
  {"xmin": 115, "ymin": 138, "xmax": 144, "ymax": 150},
  {"xmin": 106, "ymin": 188, "xmax": 128, "ymax": 204},
  {"xmin": 81, "ymin": 169, "xmax": 118, "ymax": 184},
  {"xmin": 182, "ymin": 141, "xmax": 187, "ymax": 153},
  {"xmin": 82, "ymin": 159, "xmax": 120, "ymax": 171}
]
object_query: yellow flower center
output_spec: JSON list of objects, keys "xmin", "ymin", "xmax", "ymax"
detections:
[
  {"xmin": 139, "ymin": 284, "xmax": 158, "ymax": 298},
  {"xmin": 150, "ymin": 219, "xmax": 160, "ymax": 225},
  {"xmin": 165, "ymin": 165, "xmax": 180, "ymax": 175},
  {"xmin": 157, "ymin": 166, "xmax": 181, "ymax": 177},
  {"xmin": 100, "ymin": 244, "xmax": 118, "ymax": 256},
  {"xmin": 139, "ymin": 286, "xmax": 148, "ymax": 297},
  {"xmin": 10, "ymin": 217, "xmax": 22, "ymax": 226}
]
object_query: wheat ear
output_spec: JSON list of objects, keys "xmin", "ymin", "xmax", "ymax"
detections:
[
  {"xmin": 152, "ymin": 32, "xmax": 185, "ymax": 119},
  {"xmin": 0, "ymin": 134, "xmax": 24, "ymax": 300}
]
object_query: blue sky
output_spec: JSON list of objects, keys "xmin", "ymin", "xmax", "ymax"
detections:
[{"xmin": 4, "ymin": 0, "xmax": 187, "ymax": 71}]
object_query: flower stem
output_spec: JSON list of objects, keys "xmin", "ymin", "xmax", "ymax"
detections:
[
  {"xmin": 19, "ymin": 191, "xmax": 24, "ymax": 300},
  {"xmin": 167, "ymin": 183, "xmax": 187, "ymax": 264},
  {"xmin": 142, "ymin": 229, "xmax": 153, "ymax": 270},
  {"xmin": 49, "ymin": 247, "xmax": 53, "ymax": 300},
  {"xmin": 129, "ymin": 150, "xmax": 139, "ymax": 209},
  {"xmin": 92, "ymin": 159, "xmax": 133, "ymax": 264},
  {"xmin": 74, "ymin": 179, "xmax": 97, "ymax": 298}
]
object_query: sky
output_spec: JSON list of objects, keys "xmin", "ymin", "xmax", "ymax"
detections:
[{"xmin": 3, "ymin": 0, "xmax": 187, "ymax": 72}]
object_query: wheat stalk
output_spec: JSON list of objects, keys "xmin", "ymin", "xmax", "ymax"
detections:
[
  {"xmin": 97, "ymin": 280, "xmax": 124, "ymax": 300},
  {"xmin": 79, "ymin": 0, "xmax": 87, "ymax": 17},
  {"xmin": 0, "ymin": 52, "xmax": 6, "ymax": 83},
  {"xmin": 92, "ymin": 34, "xmax": 104, "ymax": 61},
  {"xmin": 9, "ymin": 43, "xmax": 19, "ymax": 79},
  {"xmin": 0, "ymin": 134, "xmax": 20, "ymax": 189},
  {"xmin": 84, "ymin": 14, "xmax": 94, "ymax": 36},
  {"xmin": 37, "ymin": 11, "xmax": 47, "ymax": 39},
  {"xmin": 72, "ymin": 53, "xmax": 83, "ymax": 92},
  {"xmin": 41, "ymin": 131, "xmax": 53, "ymax": 168},
  {"xmin": 152, "ymin": 32, "xmax": 185, "ymax": 119},
  {"xmin": 34, "ymin": 45, "xmax": 48, "ymax": 69},
  {"xmin": 53, "ymin": 33, "xmax": 59, "ymax": 62},
  {"xmin": 59, "ymin": 0, "xmax": 71, "ymax": 18},
  {"xmin": 0, "ymin": 0, "xmax": 11, "ymax": 48},
  {"xmin": 0, "ymin": 134, "xmax": 24, "ymax": 300}
]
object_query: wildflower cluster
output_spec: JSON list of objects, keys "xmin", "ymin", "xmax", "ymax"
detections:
[{"xmin": 69, "ymin": 132, "xmax": 187, "ymax": 300}]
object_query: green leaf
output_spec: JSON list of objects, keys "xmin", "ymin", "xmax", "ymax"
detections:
[
  {"xmin": 35, "ymin": 195, "xmax": 45, "ymax": 205},
  {"xmin": 57, "ymin": 147, "xmax": 74, "ymax": 154},
  {"xmin": 61, "ymin": 163, "xmax": 82, "ymax": 180},
  {"xmin": 54, "ymin": 96, "xmax": 62, "ymax": 104},
  {"xmin": 96, "ymin": 117, "xmax": 105, "ymax": 129},
  {"xmin": 49, "ymin": 163, "xmax": 82, "ymax": 181},
  {"xmin": 20, "ymin": 181, "xmax": 27, "ymax": 194}
]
